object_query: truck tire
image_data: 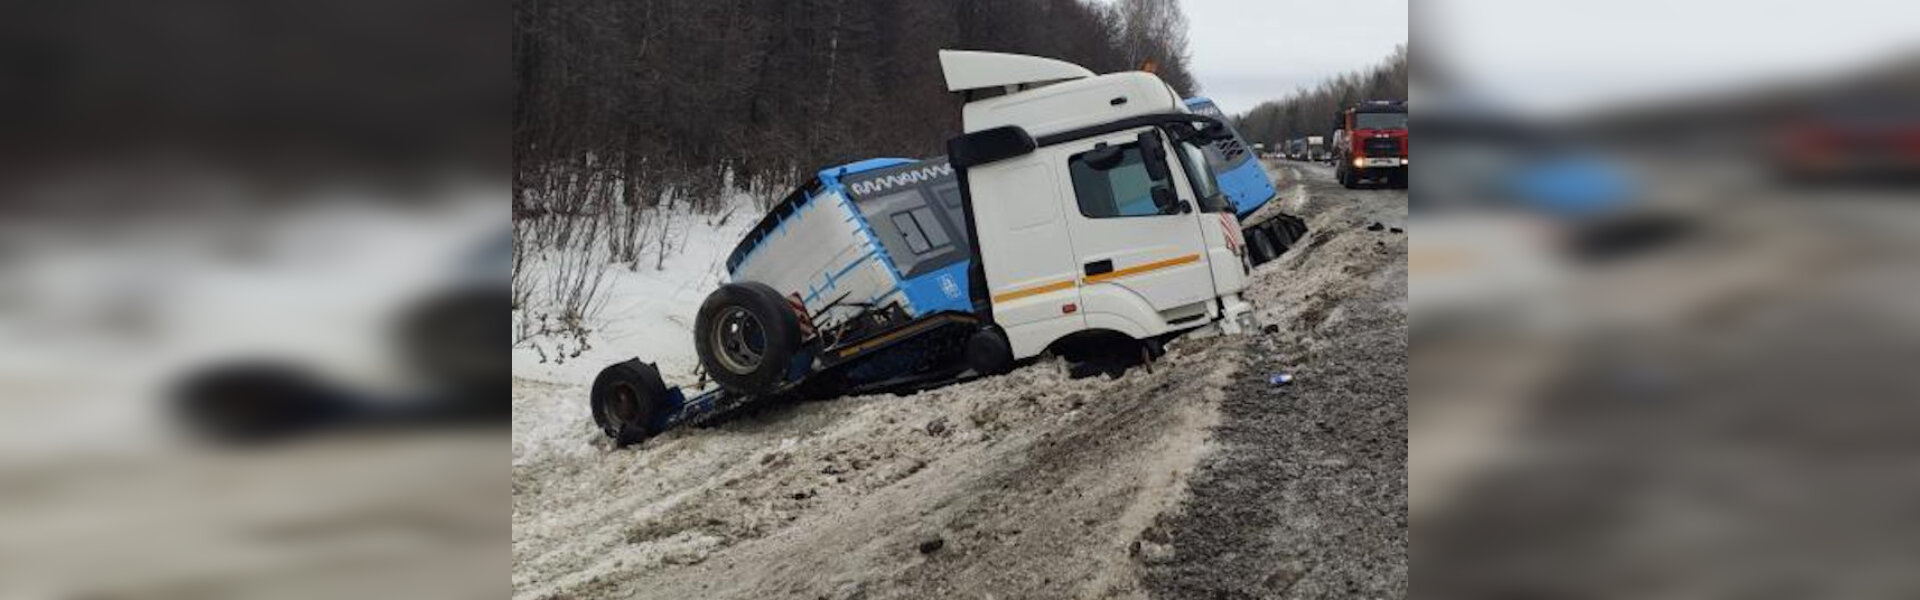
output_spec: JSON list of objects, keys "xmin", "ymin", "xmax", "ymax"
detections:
[
  {"xmin": 695, "ymin": 281, "xmax": 802, "ymax": 395},
  {"xmin": 1271, "ymin": 213, "xmax": 1309, "ymax": 248},
  {"xmin": 965, "ymin": 327, "xmax": 1015, "ymax": 376},
  {"xmin": 1338, "ymin": 163, "xmax": 1358, "ymax": 189},
  {"xmin": 591, "ymin": 359, "xmax": 669, "ymax": 447},
  {"xmin": 171, "ymin": 362, "xmax": 353, "ymax": 443},
  {"xmin": 1248, "ymin": 227, "xmax": 1279, "ymax": 264}
]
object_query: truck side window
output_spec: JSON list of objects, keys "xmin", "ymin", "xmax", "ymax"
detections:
[{"xmin": 1070, "ymin": 143, "xmax": 1171, "ymax": 218}]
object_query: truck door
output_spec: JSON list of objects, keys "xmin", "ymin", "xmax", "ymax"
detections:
[
  {"xmin": 970, "ymin": 155, "xmax": 1088, "ymax": 358},
  {"xmin": 1059, "ymin": 129, "xmax": 1217, "ymax": 333}
]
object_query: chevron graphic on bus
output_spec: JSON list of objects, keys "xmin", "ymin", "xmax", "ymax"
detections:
[{"xmin": 848, "ymin": 163, "xmax": 956, "ymax": 196}]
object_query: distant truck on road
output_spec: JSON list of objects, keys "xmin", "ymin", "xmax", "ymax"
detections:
[
  {"xmin": 1332, "ymin": 100, "xmax": 1408, "ymax": 188},
  {"xmin": 589, "ymin": 52, "xmax": 1309, "ymax": 446},
  {"xmin": 1281, "ymin": 137, "xmax": 1327, "ymax": 162}
]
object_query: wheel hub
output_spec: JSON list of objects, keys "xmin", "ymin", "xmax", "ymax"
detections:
[{"xmin": 710, "ymin": 306, "xmax": 767, "ymax": 374}]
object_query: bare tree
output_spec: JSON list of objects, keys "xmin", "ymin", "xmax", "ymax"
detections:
[
  {"xmin": 1236, "ymin": 45, "xmax": 1409, "ymax": 147},
  {"xmin": 511, "ymin": 0, "xmax": 1205, "ymax": 341}
]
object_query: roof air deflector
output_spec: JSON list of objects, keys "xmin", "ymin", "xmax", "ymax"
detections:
[{"xmin": 938, "ymin": 50, "xmax": 1095, "ymax": 95}]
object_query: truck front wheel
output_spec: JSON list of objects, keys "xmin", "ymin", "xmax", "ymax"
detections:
[
  {"xmin": 1248, "ymin": 227, "xmax": 1280, "ymax": 265},
  {"xmin": 695, "ymin": 282, "xmax": 803, "ymax": 395}
]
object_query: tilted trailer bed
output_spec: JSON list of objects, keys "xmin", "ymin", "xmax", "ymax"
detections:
[{"xmin": 593, "ymin": 157, "xmax": 1004, "ymax": 444}]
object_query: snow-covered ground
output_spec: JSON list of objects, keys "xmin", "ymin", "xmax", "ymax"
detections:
[
  {"xmin": 511, "ymin": 197, "xmax": 760, "ymax": 473},
  {"xmin": 508, "ymin": 194, "xmax": 1238, "ymax": 599},
  {"xmin": 512, "ymin": 162, "xmax": 1411, "ymax": 598},
  {"xmin": 512, "ymin": 203, "xmax": 756, "ymax": 389}
]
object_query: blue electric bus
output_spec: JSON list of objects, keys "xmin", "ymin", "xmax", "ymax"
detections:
[{"xmin": 1184, "ymin": 97, "xmax": 1279, "ymax": 219}]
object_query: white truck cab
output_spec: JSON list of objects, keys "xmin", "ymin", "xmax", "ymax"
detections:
[{"xmin": 940, "ymin": 50, "xmax": 1256, "ymax": 358}]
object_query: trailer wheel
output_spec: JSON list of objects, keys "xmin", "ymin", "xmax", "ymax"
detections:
[
  {"xmin": 695, "ymin": 282, "xmax": 802, "ymax": 395},
  {"xmin": 591, "ymin": 359, "xmax": 669, "ymax": 447},
  {"xmin": 171, "ymin": 362, "xmax": 352, "ymax": 443}
]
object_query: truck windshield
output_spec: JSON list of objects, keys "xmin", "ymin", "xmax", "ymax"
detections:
[{"xmin": 1355, "ymin": 112, "xmax": 1408, "ymax": 130}]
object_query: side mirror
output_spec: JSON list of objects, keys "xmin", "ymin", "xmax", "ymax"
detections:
[
  {"xmin": 1081, "ymin": 143, "xmax": 1124, "ymax": 170},
  {"xmin": 1202, "ymin": 192, "xmax": 1232, "ymax": 214},
  {"xmin": 949, "ymin": 126, "xmax": 1036, "ymax": 169},
  {"xmin": 1151, "ymin": 186, "xmax": 1188, "ymax": 214},
  {"xmin": 1167, "ymin": 122, "xmax": 1200, "ymax": 143},
  {"xmin": 1137, "ymin": 131, "xmax": 1170, "ymax": 181},
  {"xmin": 1201, "ymin": 121, "xmax": 1233, "ymax": 142}
]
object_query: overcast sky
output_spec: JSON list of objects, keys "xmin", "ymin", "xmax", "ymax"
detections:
[
  {"xmin": 1180, "ymin": 0, "xmax": 1408, "ymax": 116},
  {"xmin": 1422, "ymin": 0, "xmax": 1920, "ymax": 116}
]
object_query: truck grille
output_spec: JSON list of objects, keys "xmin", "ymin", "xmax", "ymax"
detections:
[{"xmin": 1363, "ymin": 138, "xmax": 1402, "ymax": 156}]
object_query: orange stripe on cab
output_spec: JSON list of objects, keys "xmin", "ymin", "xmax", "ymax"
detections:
[
  {"xmin": 991, "ymin": 279, "xmax": 1076, "ymax": 304},
  {"xmin": 1082, "ymin": 253, "xmax": 1200, "ymax": 283},
  {"xmin": 988, "ymin": 253, "xmax": 1202, "ymax": 305}
]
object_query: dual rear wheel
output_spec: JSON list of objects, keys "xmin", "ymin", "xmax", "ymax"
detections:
[
  {"xmin": 592, "ymin": 282, "xmax": 803, "ymax": 448},
  {"xmin": 1246, "ymin": 214, "xmax": 1309, "ymax": 266},
  {"xmin": 694, "ymin": 282, "xmax": 803, "ymax": 395}
]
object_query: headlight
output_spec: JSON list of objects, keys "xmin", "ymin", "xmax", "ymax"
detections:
[
  {"xmin": 1400, "ymin": 158, "xmax": 1408, "ymax": 165},
  {"xmin": 1353, "ymin": 158, "xmax": 1365, "ymax": 168}
]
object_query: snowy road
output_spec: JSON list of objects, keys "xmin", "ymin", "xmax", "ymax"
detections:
[{"xmin": 1144, "ymin": 160, "xmax": 1408, "ymax": 598}]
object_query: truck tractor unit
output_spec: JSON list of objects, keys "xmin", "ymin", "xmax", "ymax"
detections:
[
  {"xmin": 589, "ymin": 51, "xmax": 1309, "ymax": 447},
  {"xmin": 1332, "ymin": 100, "xmax": 1409, "ymax": 189},
  {"xmin": 1286, "ymin": 137, "xmax": 1327, "ymax": 162}
]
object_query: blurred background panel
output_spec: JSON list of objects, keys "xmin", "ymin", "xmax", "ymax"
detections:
[
  {"xmin": 0, "ymin": 0, "xmax": 506, "ymax": 598},
  {"xmin": 1412, "ymin": 1, "xmax": 1920, "ymax": 598}
]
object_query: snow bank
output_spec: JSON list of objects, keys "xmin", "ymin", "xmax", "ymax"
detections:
[
  {"xmin": 512, "ymin": 193, "xmax": 760, "ymax": 468},
  {"xmin": 512, "ymin": 199, "xmax": 758, "ymax": 389}
]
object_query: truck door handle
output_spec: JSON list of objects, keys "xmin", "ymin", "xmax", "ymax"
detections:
[{"xmin": 1084, "ymin": 259, "xmax": 1113, "ymax": 276}]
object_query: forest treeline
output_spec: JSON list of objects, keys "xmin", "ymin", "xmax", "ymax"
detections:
[
  {"xmin": 513, "ymin": 0, "xmax": 1196, "ymax": 216},
  {"xmin": 1233, "ymin": 45, "xmax": 1408, "ymax": 147}
]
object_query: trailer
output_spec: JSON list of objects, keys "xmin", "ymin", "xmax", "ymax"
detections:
[
  {"xmin": 593, "ymin": 157, "xmax": 992, "ymax": 445},
  {"xmin": 592, "ymin": 51, "xmax": 1310, "ymax": 447}
]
